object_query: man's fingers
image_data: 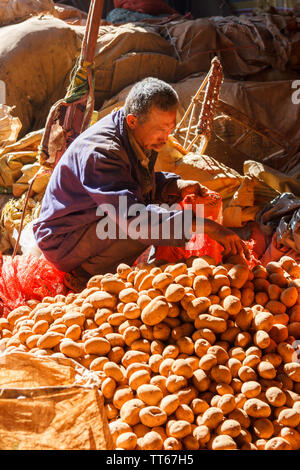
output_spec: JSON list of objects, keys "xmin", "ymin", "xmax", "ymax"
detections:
[
  {"xmin": 243, "ymin": 245, "xmax": 251, "ymax": 260},
  {"xmin": 223, "ymin": 238, "xmax": 245, "ymax": 257},
  {"xmin": 209, "ymin": 224, "xmax": 251, "ymax": 261},
  {"xmin": 237, "ymin": 239, "xmax": 251, "ymax": 260},
  {"xmin": 235, "ymin": 239, "xmax": 244, "ymax": 256},
  {"xmin": 181, "ymin": 187, "xmax": 196, "ymax": 198},
  {"xmin": 230, "ymin": 240, "xmax": 238, "ymax": 255},
  {"xmin": 180, "ymin": 181, "xmax": 208, "ymax": 199},
  {"xmin": 199, "ymin": 185, "xmax": 208, "ymax": 197},
  {"xmin": 198, "ymin": 184, "xmax": 208, "ymax": 197},
  {"xmin": 222, "ymin": 242, "xmax": 231, "ymax": 256}
]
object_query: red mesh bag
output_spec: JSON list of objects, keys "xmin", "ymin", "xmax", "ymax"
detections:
[
  {"xmin": 156, "ymin": 189, "xmax": 224, "ymax": 264},
  {"xmin": 243, "ymin": 239, "xmax": 260, "ymax": 270},
  {"xmin": 113, "ymin": 0, "xmax": 177, "ymax": 15},
  {"xmin": 0, "ymin": 253, "xmax": 67, "ymax": 317}
]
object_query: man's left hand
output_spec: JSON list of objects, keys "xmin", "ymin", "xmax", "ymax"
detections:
[{"xmin": 176, "ymin": 179, "xmax": 208, "ymax": 199}]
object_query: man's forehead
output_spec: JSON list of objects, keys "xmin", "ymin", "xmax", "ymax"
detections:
[{"xmin": 144, "ymin": 105, "xmax": 178, "ymax": 122}]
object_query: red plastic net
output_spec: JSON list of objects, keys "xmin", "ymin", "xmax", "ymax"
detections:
[
  {"xmin": 0, "ymin": 253, "xmax": 67, "ymax": 317},
  {"xmin": 156, "ymin": 190, "xmax": 224, "ymax": 264},
  {"xmin": 244, "ymin": 239, "xmax": 259, "ymax": 270}
]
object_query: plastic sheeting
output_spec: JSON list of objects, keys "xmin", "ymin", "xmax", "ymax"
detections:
[
  {"xmin": 0, "ymin": 352, "xmax": 113, "ymax": 450},
  {"xmin": 257, "ymin": 192, "xmax": 300, "ymax": 253}
]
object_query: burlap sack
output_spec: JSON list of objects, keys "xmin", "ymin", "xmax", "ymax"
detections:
[
  {"xmin": 0, "ymin": 129, "xmax": 43, "ymax": 193},
  {"xmin": 0, "ymin": 15, "xmax": 80, "ymax": 138},
  {"xmin": 0, "ymin": 0, "xmax": 55, "ymax": 26},
  {"xmin": 154, "ymin": 135, "xmax": 242, "ymax": 204},
  {"xmin": 53, "ymin": 3, "xmax": 88, "ymax": 26},
  {"xmin": 91, "ymin": 22, "xmax": 177, "ymax": 106},
  {"xmin": 222, "ymin": 176, "xmax": 260, "ymax": 228},
  {"xmin": 244, "ymin": 160, "xmax": 300, "ymax": 199},
  {"xmin": 0, "ymin": 352, "xmax": 113, "ymax": 450},
  {"xmin": 0, "ymin": 105, "xmax": 22, "ymax": 148},
  {"xmin": 158, "ymin": 13, "xmax": 292, "ymax": 80},
  {"xmin": 98, "ymin": 70, "xmax": 300, "ymax": 174},
  {"xmin": 83, "ymin": 13, "xmax": 297, "ymax": 111},
  {"xmin": 2, "ymin": 12, "xmax": 297, "ymax": 141}
]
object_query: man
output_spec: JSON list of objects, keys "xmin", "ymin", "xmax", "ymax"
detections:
[{"xmin": 33, "ymin": 77, "xmax": 248, "ymax": 289}]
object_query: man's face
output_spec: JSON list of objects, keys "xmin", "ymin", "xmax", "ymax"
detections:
[{"xmin": 126, "ymin": 105, "xmax": 177, "ymax": 152}]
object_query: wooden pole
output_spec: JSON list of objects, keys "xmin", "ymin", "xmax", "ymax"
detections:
[
  {"xmin": 12, "ymin": 0, "xmax": 104, "ymax": 259},
  {"xmin": 81, "ymin": 0, "xmax": 104, "ymax": 64},
  {"xmin": 173, "ymin": 74, "xmax": 209, "ymax": 135}
]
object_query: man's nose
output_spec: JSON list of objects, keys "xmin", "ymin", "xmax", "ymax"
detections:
[{"xmin": 161, "ymin": 129, "xmax": 171, "ymax": 141}]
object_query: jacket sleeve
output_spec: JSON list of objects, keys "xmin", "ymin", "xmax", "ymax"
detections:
[
  {"xmin": 154, "ymin": 170, "xmax": 182, "ymax": 204},
  {"xmin": 81, "ymin": 149, "xmax": 192, "ymax": 247}
]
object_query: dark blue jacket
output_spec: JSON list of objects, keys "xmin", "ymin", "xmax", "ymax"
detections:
[{"xmin": 33, "ymin": 108, "xmax": 189, "ymax": 272}]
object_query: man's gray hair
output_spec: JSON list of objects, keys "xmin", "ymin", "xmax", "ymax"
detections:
[{"xmin": 124, "ymin": 77, "xmax": 179, "ymax": 123}]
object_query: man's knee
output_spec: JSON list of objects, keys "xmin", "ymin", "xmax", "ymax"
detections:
[{"xmin": 81, "ymin": 238, "xmax": 148, "ymax": 275}]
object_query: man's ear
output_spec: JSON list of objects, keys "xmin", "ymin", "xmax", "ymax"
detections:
[{"xmin": 126, "ymin": 114, "xmax": 138, "ymax": 130}]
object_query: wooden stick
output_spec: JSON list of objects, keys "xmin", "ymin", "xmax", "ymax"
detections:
[
  {"xmin": 176, "ymin": 125, "xmax": 198, "ymax": 133},
  {"xmin": 184, "ymin": 102, "xmax": 196, "ymax": 148},
  {"xmin": 173, "ymin": 74, "xmax": 209, "ymax": 134},
  {"xmin": 198, "ymin": 135, "xmax": 208, "ymax": 155},
  {"xmin": 81, "ymin": 0, "xmax": 104, "ymax": 64},
  {"xmin": 232, "ymin": 128, "xmax": 251, "ymax": 148}
]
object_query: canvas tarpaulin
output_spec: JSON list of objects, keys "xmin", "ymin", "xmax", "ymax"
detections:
[
  {"xmin": 53, "ymin": 2, "xmax": 88, "ymax": 25},
  {"xmin": 91, "ymin": 22, "xmax": 178, "ymax": 106},
  {"xmin": 1, "ymin": 12, "xmax": 299, "ymax": 137},
  {"xmin": 158, "ymin": 12, "xmax": 295, "ymax": 78},
  {"xmin": 0, "ymin": 0, "xmax": 55, "ymax": 26},
  {"xmin": 91, "ymin": 12, "xmax": 300, "ymax": 107},
  {"xmin": 0, "ymin": 351, "xmax": 113, "ymax": 450},
  {"xmin": 219, "ymin": 79, "xmax": 300, "ymax": 158},
  {"xmin": 98, "ymin": 72, "xmax": 300, "ymax": 174},
  {"xmin": 170, "ymin": 75, "xmax": 300, "ymax": 174},
  {"xmin": 0, "ymin": 15, "xmax": 81, "ymax": 138}
]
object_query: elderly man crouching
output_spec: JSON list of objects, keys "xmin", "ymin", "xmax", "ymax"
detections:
[{"xmin": 33, "ymin": 77, "xmax": 248, "ymax": 290}]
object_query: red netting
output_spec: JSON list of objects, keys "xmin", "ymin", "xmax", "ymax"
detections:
[
  {"xmin": 0, "ymin": 254, "xmax": 67, "ymax": 317},
  {"xmin": 156, "ymin": 190, "xmax": 260, "ymax": 268},
  {"xmin": 244, "ymin": 238, "xmax": 260, "ymax": 270},
  {"xmin": 156, "ymin": 190, "xmax": 224, "ymax": 264}
]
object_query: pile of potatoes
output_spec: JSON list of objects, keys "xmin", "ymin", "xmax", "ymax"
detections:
[{"xmin": 1, "ymin": 254, "xmax": 300, "ymax": 451}]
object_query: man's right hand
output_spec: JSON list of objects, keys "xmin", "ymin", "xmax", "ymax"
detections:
[{"xmin": 202, "ymin": 218, "xmax": 251, "ymax": 259}]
